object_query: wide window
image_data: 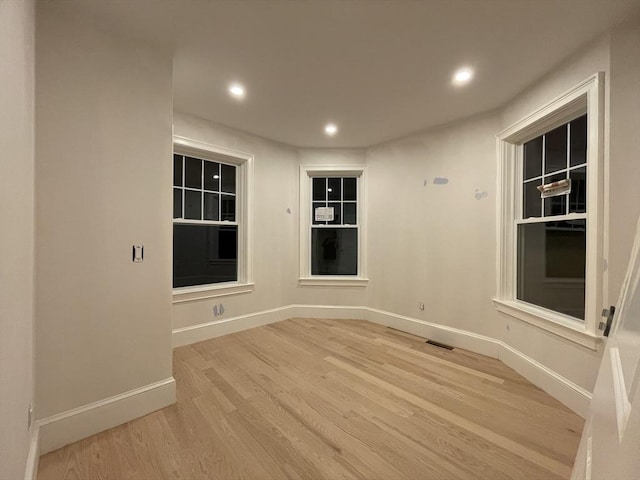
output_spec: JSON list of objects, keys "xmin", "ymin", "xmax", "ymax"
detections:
[
  {"xmin": 173, "ymin": 137, "xmax": 253, "ymax": 299},
  {"xmin": 495, "ymin": 74, "xmax": 604, "ymax": 349},
  {"xmin": 299, "ymin": 165, "xmax": 367, "ymax": 286}
]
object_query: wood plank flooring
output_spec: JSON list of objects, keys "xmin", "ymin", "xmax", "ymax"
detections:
[{"xmin": 38, "ymin": 318, "xmax": 584, "ymax": 479}]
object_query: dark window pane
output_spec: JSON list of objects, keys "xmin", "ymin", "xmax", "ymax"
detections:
[
  {"xmin": 343, "ymin": 203, "xmax": 357, "ymax": 224},
  {"xmin": 313, "ymin": 178, "xmax": 326, "ymax": 201},
  {"xmin": 173, "ymin": 188, "xmax": 182, "ymax": 219},
  {"xmin": 173, "ymin": 154, "xmax": 183, "ymax": 187},
  {"xmin": 204, "ymin": 161, "xmax": 220, "ymax": 191},
  {"xmin": 523, "ymin": 136, "xmax": 543, "ymax": 180},
  {"xmin": 328, "ymin": 202, "xmax": 342, "ymax": 225},
  {"xmin": 570, "ymin": 115, "xmax": 587, "ymax": 167},
  {"xmin": 221, "ymin": 194, "xmax": 235, "ymax": 221},
  {"xmin": 312, "ymin": 202, "xmax": 327, "ymax": 225},
  {"xmin": 544, "ymin": 124, "xmax": 568, "ymax": 174},
  {"xmin": 184, "ymin": 190, "xmax": 202, "ymax": 220},
  {"xmin": 343, "ymin": 178, "xmax": 357, "ymax": 201},
  {"xmin": 184, "ymin": 157, "xmax": 202, "ymax": 189},
  {"xmin": 517, "ymin": 220, "xmax": 585, "ymax": 320},
  {"xmin": 311, "ymin": 228, "xmax": 358, "ymax": 275},
  {"xmin": 523, "ymin": 181, "xmax": 542, "ymax": 218},
  {"xmin": 328, "ymin": 178, "xmax": 341, "ymax": 201},
  {"xmin": 570, "ymin": 167, "xmax": 587, "ymax": 213},
  {"xmin": 204, "ymin": 193, "xmax": 219, "ymax": 221},
  {"xmin": 221, "ymin": 164, "xmax": 236, "ymax": 194},
  {"xmin": 543, "ymin": 172, "xmax": 568, "ymax": 216},
  {"xmin": 173, "ymin": 224, "xmax": 237, "ymax": 287}
]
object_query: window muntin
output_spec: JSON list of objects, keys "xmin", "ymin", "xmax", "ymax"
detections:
[
  {"xmin": 173, "ymin": 154, "xmax": 236, "ymax": 222},
  {"xmin": 310, "ymin": 176, "xmax": 358, "ymax": 276},
  {"xmin": 516, "ymin": 114, "xmax": 588, "ymax": 321},
  {"xmin": 173, "ymin": 153, "xmax": 238, "ymax": 288}
]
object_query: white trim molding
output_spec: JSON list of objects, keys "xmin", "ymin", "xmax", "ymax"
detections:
[
  {"xmin": 172, "ymin": 304, "xmax": 366, "ymax": 347},
  {"xmin": 363, "ymin": 307, "xmax": 592, "ymax": 417},
  {"xmin": 38, "ymin": 377, "xmax": 176, "ymax": 455},
  {"xmin": 495, "ymin": 72, "xmax": 606, "ymax": 346},
  {"xmin": 298, "ymin": 164, "xmax": 368, "ymax": 285},
  {"xmin": 172, "ymin": 305, "xmax": 591, "ymax": 417},
  {"xmin": 23, "ymin": 427, "xmax": 39, "ymax": 480},
  {"xmin": 493, "ymin": 299, "xmax": 601, "ymax": 350},
  {"xmin": 172, "ymin": 135, "xmax": 254, "ymax": 295},
  {"xmin": 173, "ymin": 282, "xmax": 255, "ymax": 304}
]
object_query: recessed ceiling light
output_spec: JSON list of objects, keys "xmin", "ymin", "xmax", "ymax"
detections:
[
  {"xmin": 452, "ymin": 67, "xmax": 474, "ymax": 86},
  {"xmin": 324, "ymin": 123, "xmax": 338, "ymax": 136},
  {"xmin": 228, "ymin": 83, "xmax": 245, "ymax": 99}
]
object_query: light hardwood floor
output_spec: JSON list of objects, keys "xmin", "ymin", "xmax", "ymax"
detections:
[{"xmin": 38, "ymin": 318, "xmax": 583, "ymax": 479}]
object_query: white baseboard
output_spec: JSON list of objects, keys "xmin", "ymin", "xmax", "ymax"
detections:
[
  {"xmin": 290, "ymin": 304, "xmax": 366, "ymax": 320},
  {"xmin": 364, "ymin": 307, "xmax": 502, "ymax": 358},
  {"xmin": 172, "ymin": 304, "xmax": 365, "ymax": 347},
  {"xmin": 171, "ymin": 304, "xmax": 591, "ymax": 417},
  {"xmin": 38, "ymin": 377, "xmax": 176, "ymax": 455},
  {"xmin": 24, "ymin": 427, "xmax": 39, "ymax": 480},
  {"xmin": 363, "ymin": 307, "xmax": 591, "ymax": 418},
  {"xmin": 172, "ymin": 305, "xmax": 296, "ymax": 347},
  {"xmin": 499, "ymin": 343, "xmax": 591, "ymax": 417}
]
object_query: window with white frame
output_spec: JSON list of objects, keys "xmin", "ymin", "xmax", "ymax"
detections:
[
  {"xmin": 173, "ymin": 137, "xmax": 253, "ymax": 296},
  {"xmin": 495, "ymin": 73, "xmax": 604, "ymax": 348},
  {"xmin": 518, "ymin": 114, "xmax": 587, "ymax": 319},
  {"xmin": 299, "ymin": 166, "xmax": 367, "ymax": 285}
]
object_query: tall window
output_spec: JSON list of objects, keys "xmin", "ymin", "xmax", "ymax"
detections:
[
  {"xmin": 517, "ymin": 114, "xmax": 587, "ymax": 319},
  {"xmin": 299, "ymin": 165, "xmax": 367, "ymax": 286},
  {"xmin": 172, "ymin": 137, "xmax": 253, "ymax": 297},
  {"xmin": 311, "ymin": 177, "xmax": 358, "ymax": 275},
  {"xmin": 173, "ymin": 154, "xmax": 238, "ymax": 287},
  {"xmin": 496, "ymin": 73, "xmax": 603, "ymax": 349}
]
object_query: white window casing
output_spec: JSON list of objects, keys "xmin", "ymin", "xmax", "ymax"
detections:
[
  {"xmin": 172, "ymin": 136, "xmax": 254, "ymax": 302},
  {"xmin": 299, "ymin": 164, "xmax": 368, "ymax": 286},
  {"xmin": 494, "ymin": 73, "xmax": 605, "ymax": 350}
]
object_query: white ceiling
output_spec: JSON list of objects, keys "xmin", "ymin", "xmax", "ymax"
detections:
[{"xmin": 51, "ymin": 0, "xmax": 639, "ymax": 148}]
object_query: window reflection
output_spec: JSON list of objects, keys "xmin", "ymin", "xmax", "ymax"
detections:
[{"xmin": 517, "ymin": 220, "xmax": 586, "ymax": 320}]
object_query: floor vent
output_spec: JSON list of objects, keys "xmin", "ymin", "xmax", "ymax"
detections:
[{"xmin": 426, "ymin": 340, "xmax": 454, "ymax": 350}]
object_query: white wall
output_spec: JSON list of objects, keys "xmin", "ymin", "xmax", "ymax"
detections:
[
  {"xmin": 608, "ymin": 20, "xmax": 640, "ymax": 308},
  {"xmin": 366, "ymin": 113, "xmax": 502, "ymax": 339},
  {"xmin": 0, "ymin": 0, "xmax": 36, "ymax": 478},
  {"xmin": 35, "ymin": 2, "xmax": 174, "ymax": 424}
]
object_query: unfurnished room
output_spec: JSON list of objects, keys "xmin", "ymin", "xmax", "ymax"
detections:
[{"xmin": 1, "ymin": 0, "xmax": 640, "ymax": 479}]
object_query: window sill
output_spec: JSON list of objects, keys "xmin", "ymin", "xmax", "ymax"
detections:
[
  {"xmin": 173, "ymin": 282, "xmax": 255, "ymax": 304},
  {"xmin": 298, "ymin": 277, "xmax": 369, "ymax": 287},
  {"xmin": 493, "ymin": 298, "xmax": 602, "ymax": 350}
]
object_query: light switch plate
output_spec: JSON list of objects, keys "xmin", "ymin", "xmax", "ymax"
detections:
[{"xmin": 132, "ymin": 245, "xmax": 144, "ymax": 263}]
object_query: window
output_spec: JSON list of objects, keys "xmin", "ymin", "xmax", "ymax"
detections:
[
  {"xmin": 495, "ymin": 74, "xmax": 604, "ymax": 349},
  {"xmin": 173, "ymin": 136, "xmax": 253, "ymax": 300},
  {"xmin": 299, "ymin": 165, "xmax": 367, "ymax": 286},
  {"xmin": 517, "ymin": 115, "xmax": 587, "ymax": 320}
]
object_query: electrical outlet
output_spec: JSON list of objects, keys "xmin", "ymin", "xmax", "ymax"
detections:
[{"xmin": 418, "ymin": 302, "xmax": 425, "ymax": 311}]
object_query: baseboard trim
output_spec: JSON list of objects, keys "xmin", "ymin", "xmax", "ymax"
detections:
[
  {"xmin": 364, "ymin": 307, "xmax": 502, "ymax": 358},
  {"xmin": 24, "ymin": 427, "xmax": 39, "ymax": 480},
  {"xmin": 499, "ymin": 343, "xmax": 592, "ymax": 417},
  {"xmin": 172, "ymin": 305, "xmax": 296, "ymax": 347},
  {"xmin": 290, "ymin": 304, "xmax": 366, "ymax": 320},
  {"xmin": 38, "ymin": 377, "xmax": 176, "ymax": 455},
  {"xmin": 362, "ymin": 307, "xmax": 591, "ymax": 418},
  {"xmin": 171, "ymin": 304, "xmax": 591, "ymax": 417}
]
